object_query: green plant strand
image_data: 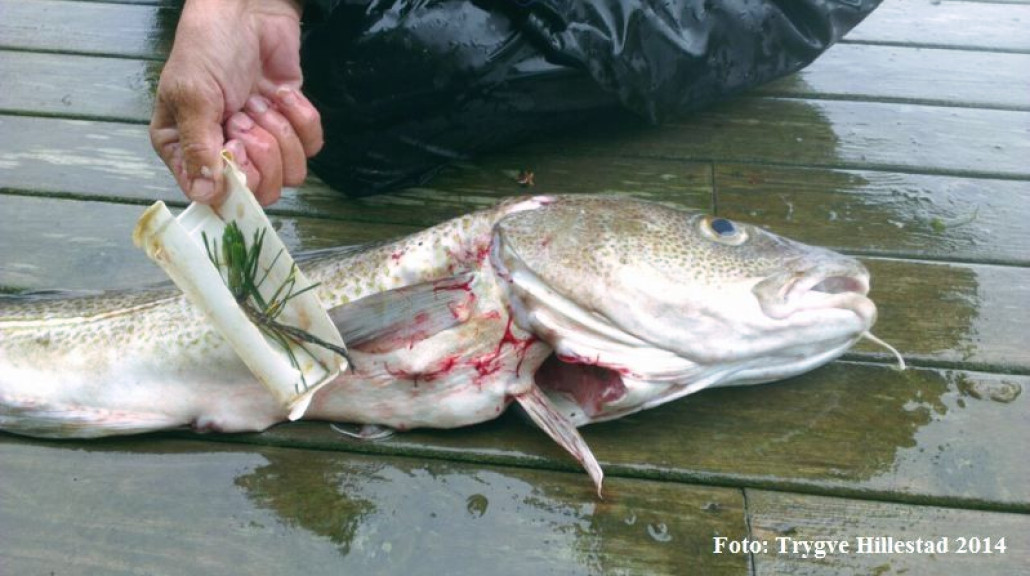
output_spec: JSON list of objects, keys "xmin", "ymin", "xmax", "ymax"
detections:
[{"xmin": 203, "ymin": 222, "xmax": 352, "ymax": 392}]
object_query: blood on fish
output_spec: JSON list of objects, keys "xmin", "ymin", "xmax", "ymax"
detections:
[
  {"xmin": 434, "ymin": 277, "xmax": 474, "ymax": 293},
  {"xmin": 430, "ymin": 276, "xmax": 478, "ymax": 321},
  {"xmin": 467, "ymin": 316, "xmax": 537, "ymax": 384},
  {"xmin": 499, "ymin": 316, "xmax": 538, "ymax": 377},
  {"xmin": 447, "ymin": 293, "xmax": 477, "ymax": 322},
  {"xmin": 447, "ymin": 237, "xmax": 493, "ymax": 272}
]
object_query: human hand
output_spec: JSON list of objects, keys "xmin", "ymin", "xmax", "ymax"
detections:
[{"xmin": 150, "ymin": 0, "xmax": 323, "ymax": 206}]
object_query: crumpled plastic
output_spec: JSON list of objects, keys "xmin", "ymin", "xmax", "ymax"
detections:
[{"xmin": 301, "ymin": 0, "xmax": 880, "ymax": 196}]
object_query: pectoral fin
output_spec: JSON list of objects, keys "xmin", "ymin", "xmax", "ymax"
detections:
[
  {"xmin": 515, "ymin": 385, "xmax": 605, "ymax": 497},
  {"xmin": 328, "ymin": 273, "xmax": 476, "ymax": 353}
]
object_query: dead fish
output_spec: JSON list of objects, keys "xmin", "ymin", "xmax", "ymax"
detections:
[{"xmin": 0, "ymin": 195, "xmax": 901, "ymax": 493}]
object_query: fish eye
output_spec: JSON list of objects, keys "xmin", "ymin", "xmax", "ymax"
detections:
[
  {"xmin": 700, "ymin": 215, "xmax": 748, "ymax": 245},
  {"xmin": 711, "ymin": 218, "xmax": 736, "ymax": 236}
]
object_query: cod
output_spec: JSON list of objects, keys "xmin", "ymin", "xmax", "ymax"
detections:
[{"xmin": 0, "ymin": 195, "xmax": 898, "ymax": 493}]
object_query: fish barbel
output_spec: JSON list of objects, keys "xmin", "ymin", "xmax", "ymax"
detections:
[{"xmin": 0, "ymin": 195, "xmax": 891, "ymax": 492}]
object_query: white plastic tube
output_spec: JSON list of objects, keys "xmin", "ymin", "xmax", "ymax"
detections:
[{"xmin": 133, "ymin": 155, "xmax": 346, "ymax": 420}]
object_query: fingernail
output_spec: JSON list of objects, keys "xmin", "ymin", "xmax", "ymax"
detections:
[
  {"xmin": 189, "ymin": 175, "xmax": 216, "ymax": 203},
  {"xmin": 230, "ymin": 113, "xmax": 254, "ymax": 132},
  {"xmin": 275, "ymin": 86, "xmax": 298, "ymax": 107},
  {"xmin": 224, "ymin": 140, "xmax": 247, "ymax": 164},
  {"xmin": 246, "ymin": 95, "xmax": 269, "ymax": 115}
]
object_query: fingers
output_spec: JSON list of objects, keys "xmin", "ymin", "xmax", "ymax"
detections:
[
  {"xmin": 273, "ymin": 86, "xmax": 324, "ymax": 157},
  {"xmin": 171, "ymin": 93, "xmax": 225, "ymax": 202},
  {"xmin": 150, "ymin": 77, "xmax": 322, "ymax": 206},
  {"xmin": 244, "ymin": 95, "xmax": 307, "ymax": 188},
  {"xmin": 223, "ymin": 139, "xmax": 261, "ymax": 194},
  {"xmin": 150, "ymin": 81, "xmax": 226, "ymax": 204},
  {"xmin": 225, "ymin": 111, "xmax": 283, "ymax": 206},
  {"xmin": 150, "ymin": 106, "xmax": 189, "ymax": 193}
]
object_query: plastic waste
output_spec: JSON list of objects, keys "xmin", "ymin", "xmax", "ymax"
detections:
[
  {"xmin": 134, "ymin": 153, "xmax": 348, "ymax": 420},
  {"xmin": 300, "ymin": 0, "xmax": 880, "ymax": 196}
]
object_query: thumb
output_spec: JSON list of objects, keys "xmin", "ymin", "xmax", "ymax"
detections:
[{"xmin": 171, "ymin": 91, "xmax": 226, "ymax": 204}]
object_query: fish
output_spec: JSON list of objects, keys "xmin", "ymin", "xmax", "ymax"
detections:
[{"xmin": 0, "ymin": 195, "xmax": 900, "ymax": 493}]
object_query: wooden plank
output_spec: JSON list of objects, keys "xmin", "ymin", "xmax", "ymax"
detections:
[
  {"xmin": 846, "ymin": 0, "xmax": 1030, "ymax": 52},
  {"xmin": 0, "ymin": 437, "xmax": 749, "ymax": 575},
  {"xmin": 748, "ymin": 490, "xmax": 1030, "ymax": 575},
  {"xmin": 240, "ymin": 362, "xmax": 1030, "ymax": 510},
  {"xmin": 526, "ymin": 98, "xmax": 1030, "ymax": 179},
  {"xmin": 0, "ymin": 195, "xmax": 415, "ymax": 291},
  {"xmin": 0, "ymin": 0, "xmax": 176, "ymax": 59},
  {"xmin": 0, "ymin": 115, "xmax": 713, "ymax": 227},
  {"xmin": 6, "ymin": 44, "xmax": 1029, "ymax": 126},
  {"xmin": 0, "ymin": 115, "xmax": 182, "ymax": 202},
  {"xmin": 0, "ymin": 114, "xmax": 463, "ymax": 226},
  {"xmin": 6, "ymin": 0, "xmax": 1029, "ymax": 60},
  {"xmin": 0, "ymin": 144, "xmax": 713, "ymax": 289},
  {"xmin": 6, "ymin": 100, "xmax": 1029, "ymax": 221},
  {"xmin": 857, "ymin": 258, "xmax": 1030, "ymax": 371},
  {"xmin": 0, "ymin": 50, "xmax": 161, "ymax": 122},
  {"xmin": 714, "ymin": 164, "xmax": 1030, "ymax": 266},
  {"xmin": 757, "ymin": 44, "xmax": 1030, "ymax": 111},
  {"xmin": 414, "ymin": 152, "xmax": 713, "ymax": 211}
]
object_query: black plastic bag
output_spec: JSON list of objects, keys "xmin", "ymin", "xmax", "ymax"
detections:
[{"xmin": 301, "ymin": 0, "xmax": 880, "ymax": 196}]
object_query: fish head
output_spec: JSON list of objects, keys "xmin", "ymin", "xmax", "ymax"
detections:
[{"xmin": 490, "ymin": 195, "xmax": 878, "ymax": 423}]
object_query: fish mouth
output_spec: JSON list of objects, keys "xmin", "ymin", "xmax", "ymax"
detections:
[
  {"xmin": 808, "ymin": 275, "xmax": 869, "ymax": 295},
  {"xmin": 755, "ymin": 262, "xmax": 877, "ymax": 329}
]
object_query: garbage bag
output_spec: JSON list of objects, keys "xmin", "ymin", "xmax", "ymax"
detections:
[{"xmin": 301, "ymin": 0, "xmax": 881, "ymax": 196}]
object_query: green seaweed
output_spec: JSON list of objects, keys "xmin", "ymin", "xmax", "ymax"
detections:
[{"xmin": 204, "ymin": 222, "xmax": 351, "ymax": 392}]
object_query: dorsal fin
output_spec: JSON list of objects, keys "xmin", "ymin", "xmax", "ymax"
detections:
[{"xmin": 328, "ymin": 273, "xmax": 476, "ymax": 353}]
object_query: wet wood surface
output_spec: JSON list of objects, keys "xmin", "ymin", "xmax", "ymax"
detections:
[
  {"xmin": 2, "ymin": 0, "xmax": 1028, "ymax": 573},
  {"xmin": 755, "ymin": 43, "xmax": 1030, "ymax": 111},
  {"xmin": 5, "ymin": 41, "xmax": 1030, "ymax": 123},
  {"xmin": 715, "ymin": 164, "xmax": 1030, "ymax": 266},
  {"xmin": 0, "ymin": 0, "xmax": 177, "ymax": 59},
  {"xmin": 844, "ymin": 0, "xmax": 1030, "ymax": 52},
  {"xmin": 0, "ymin": 437, "xmax": 750, "ymax": 575},
  {"xmin": 0, "ymin": 50, "xmax": 161, "ymax": 122},
  {"xmin": 748, "ymin": 490, "xmax": 1030, "ymax": 575},
  {"xmin": 230, "ymin": 362, "xmax": 1029, "ymax": 510},
  {"xmin": 516, "ymin": 99, "xmax": 1030, "ymax": 179}
]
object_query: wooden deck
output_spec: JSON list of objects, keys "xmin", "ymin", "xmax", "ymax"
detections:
[{"xmin": 1, "ymin": 0, "xmax": 1028, "ymax": 573}]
